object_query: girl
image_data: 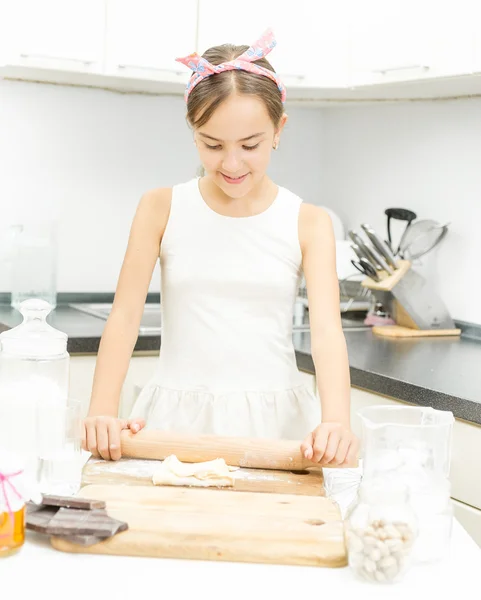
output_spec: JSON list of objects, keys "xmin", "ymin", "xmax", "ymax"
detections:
[{"xmin": 83, "ymin": 30, "xmax": 359, "ymax": 466}]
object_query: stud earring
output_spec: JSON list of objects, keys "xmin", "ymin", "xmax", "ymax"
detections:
[{"xmin": 272, "ymin": 141, "xmax": 279, "ymax": 150}]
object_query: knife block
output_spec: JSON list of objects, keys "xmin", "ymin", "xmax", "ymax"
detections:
[{"xmin": 361, "ymin": 260, "xmax": 461, "ymax": 338}]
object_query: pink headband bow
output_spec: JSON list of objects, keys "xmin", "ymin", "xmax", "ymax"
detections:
[{"xmin": 176, "ymin": 28, "xmax": 286, "ymax": 103}]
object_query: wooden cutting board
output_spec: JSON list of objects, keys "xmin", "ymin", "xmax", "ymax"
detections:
[
  {"xmin": 51, "ymin": 484, "xmax": 347, "ymax": 567},
  {"xmin": 81, "ymin": 458, "xmax": 325, "ymax": 496},
  {"xmin": 372, "ymin": 324, "xmax": 461, "ymax": 337}
]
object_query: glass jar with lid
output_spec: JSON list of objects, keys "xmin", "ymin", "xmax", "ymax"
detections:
[
  {"xmin": 344, "ymin": 478, "xmax": 418, "ymax": 584},
  {"xmin": 0, "ymin": 299, "xmax": 69, "ymax": 478}
]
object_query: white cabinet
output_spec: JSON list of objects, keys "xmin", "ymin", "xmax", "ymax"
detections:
[
  {"xmin": 4, "ymin": 0, "xmax": 105, "ymax": 73},
  {"xmin": 348, "ymin": 0, "xmax": 478, "ymax": 86},
  {"xmin": 197, "ymin": 0, "xmax": 350, "ymax": 88},
  {"xmin": 69, "ymin": 353, "xmax": 159, "ymax": 420},
  {"xmin": 0, "ymin": 2, "xmax": 13, "ymax": 62},
  {"xmin": 349, "ymin": 386, "xmax": 412, "ymax": 440},
  {"xmin": 69, "ymin": 356, "xmax": 99, "ymax": 418},
  {"xmin": 448, "ymin": 415, "xmax": 481, "ymax": 513},
  {"xmin": 2, "ymin": 1, "xmax": 481, "ymax": 100},
  {"xmin": 104, "ymin": 0, "xmax": 197, "ymax": 84},
  {"xmin": 475, "ymin": 19, "xmax": 481, "ymax": 72},
  {"xmin": 452, "ymin": 499, "xmax": 481, "ymax": 548}
]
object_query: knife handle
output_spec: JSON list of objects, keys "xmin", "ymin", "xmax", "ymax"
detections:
[
  {"xmin": 361, "ymin": 224, "xmax": 398, "ymax": 269},
  {"xmin": 349, "ymin": 231, "xmax": 382, "ymax": 270},
  {"xmin": 364, "ymin": 243, "xmax": 394, "ymax": 275}
]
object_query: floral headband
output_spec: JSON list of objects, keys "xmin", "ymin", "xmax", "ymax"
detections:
[{"xmin": 175, "ymin": 28, "xmax": 287, "ymax": 103}]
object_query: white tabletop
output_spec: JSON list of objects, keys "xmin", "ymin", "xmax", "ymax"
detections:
[{"xmin": 3, "ymin": 518, "xmax": 480, "ymax": 600}]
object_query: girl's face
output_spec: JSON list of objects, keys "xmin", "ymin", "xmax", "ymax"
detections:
[{"xmin": 194, "ymin": 94, "xmax": 286, "ymax": 199}]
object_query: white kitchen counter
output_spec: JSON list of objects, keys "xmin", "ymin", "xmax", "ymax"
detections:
[{"xmin": 4, "ymin": 519, "xmax": 480, "ymax": 600}]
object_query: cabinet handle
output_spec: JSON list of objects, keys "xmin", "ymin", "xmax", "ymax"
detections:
[
  {"xmin": 372, "ymin": 65, "xmax": 430, "ymax": 74},
  {"xmin": 20, "ymin": 53, "xmax": 94, "ymax": 65},
  {"xmin": 118, "ymin": 63, "xmax": 184, "ymax": 76}
]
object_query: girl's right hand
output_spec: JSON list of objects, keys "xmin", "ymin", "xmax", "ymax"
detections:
[{"xmin": 82, "ymin": 416, "xmax": 146, "ymax": 461}]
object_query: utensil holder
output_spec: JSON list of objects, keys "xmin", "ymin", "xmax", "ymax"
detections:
[{"xmin": 360, "ymin": 260, "xmax": 461, "ymax": 338}]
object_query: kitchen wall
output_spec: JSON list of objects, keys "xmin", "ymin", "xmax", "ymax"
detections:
[
  {"xmin": 0, "ymin": 79, "xmax": 324, "ymax": 293},
  {"xmin": 1, "ymin": 80, "xmax": 480, "ymax": 325},
  {"xmin": 321, "ymin": 98, "xmax": 481, "ymax": 325}
]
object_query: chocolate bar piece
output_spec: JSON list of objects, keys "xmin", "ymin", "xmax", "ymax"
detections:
[
  {"xmin": 26, "ymin": 501, "xmax": 47, "ymax": 514},
  {"xmin": 26, "ymin": 505, "xmax": 59, "ymax": 533},
  {"xmin": 56, "ymin": 534, "xmax": 110, "ymax": 547},
  {"xmin": 46, "ymin": 507, "xmax": 128, "ymax": 537},
  {"xmin": 40, "ymin": 494, "xmax": 106, "ymax": 510}
]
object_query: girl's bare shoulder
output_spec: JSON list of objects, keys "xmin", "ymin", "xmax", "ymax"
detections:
[
  {"xmin": 139, "ymin": 186, "xmax": 172, "ymax": 214},
  {"xmin": 299, "ymin": 202, "xmax": 332, "ymax": 225},
  {"xmin": 298, "ymin": 202, "xmax": 335, "ymax": 242},
  {"xmin": 134, "ymin": 187, "xmax": 173, "ymax": 236}
]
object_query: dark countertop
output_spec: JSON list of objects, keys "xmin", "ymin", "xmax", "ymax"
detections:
[
  {"xmin": 1, "ymin": 302, "xmax": 481, "ymax": 426},
  {"xmin": 294, "ymin": 330, "xmax": 481, "ymax": 426}
]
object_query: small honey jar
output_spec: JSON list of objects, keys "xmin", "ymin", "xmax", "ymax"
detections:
[
  {"xmin": 0, "ymin": 459, "xmax": 29, "ymax": 558},
  {"xmin": 0, "ymin": 505, "xmax": 25, "ymax": 557}
]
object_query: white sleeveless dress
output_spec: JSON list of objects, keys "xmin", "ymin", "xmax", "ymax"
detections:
[{"xmin": 130, "ymin": 178, "xmax": 321, "ymax": 440}]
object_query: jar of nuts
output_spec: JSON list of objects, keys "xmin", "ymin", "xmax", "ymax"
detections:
[{"xmin": 344, "ymin": 479, "xmax": 418, "ymax": 584}]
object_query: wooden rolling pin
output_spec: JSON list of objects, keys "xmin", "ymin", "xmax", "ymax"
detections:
[{"xmin": 120, "ymin": 430, "xmax": 314, "ymax": 471}]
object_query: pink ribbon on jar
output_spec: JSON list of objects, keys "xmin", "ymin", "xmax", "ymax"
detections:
[{"xmin": 0, "ymin": 470, "xmax": 23, "ymax": 539}]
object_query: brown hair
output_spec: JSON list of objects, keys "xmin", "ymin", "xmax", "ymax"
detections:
[{"xmin": 186, "ymin": 44, "xmax": 284, "ymax": 130}]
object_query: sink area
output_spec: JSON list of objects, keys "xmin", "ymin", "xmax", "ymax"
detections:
[
  {"xmin": 70, "ymin": 302, "xmax": 370, "ymax": 334},
  {"xmin": 69, "ymin": 303, "xmax": 162, "ymax": 335},
  {"xmin": 293, "ymin": 314, "xmax": 369, "ymax": 333}
]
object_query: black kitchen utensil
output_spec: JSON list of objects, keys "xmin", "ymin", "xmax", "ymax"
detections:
[
  {"xmin": 349, "ymin": 231, "xmax": 394, "ymax": 274},
  {"xmin": 351, "ymin": 258, "xmax": 381, "ymax": 282},
  {"xmin": 384, "ymin": 208, "xmax": 417, "ymax": 255}
]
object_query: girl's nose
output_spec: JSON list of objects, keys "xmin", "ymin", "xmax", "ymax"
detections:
[{"xmin": 222, "ymin": 151, "xmax": 241, "ymax": 173}]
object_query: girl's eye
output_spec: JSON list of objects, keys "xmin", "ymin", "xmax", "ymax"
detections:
[{"xmin": 203, "ymin": 143, "xmax": 260, "ymax": 151}]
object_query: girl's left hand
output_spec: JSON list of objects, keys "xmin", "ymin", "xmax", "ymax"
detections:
[{"xmin": 301, "ymin": 422, "xmax": 360, "ymax": 467}]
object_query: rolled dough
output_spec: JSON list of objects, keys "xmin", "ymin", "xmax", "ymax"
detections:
[{"xmin": 152, "ymin": 455, "xmax": 238, "ymax": 488}]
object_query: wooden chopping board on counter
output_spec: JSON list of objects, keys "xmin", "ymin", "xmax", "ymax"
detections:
[
  {"xmin": 82, "ymin": 457, "xmax": 324, "ymax": 496},
  {"xmin": 51, "ymin": 484, "xmax": 347, "ymax": 567}
]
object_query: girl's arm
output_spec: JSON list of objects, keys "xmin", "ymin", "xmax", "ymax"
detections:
[
  {"xmin": 298, "ymin": 203, "xmax": 359, "ymax": 466},
  {"xmin": 84, "ymin": 187, "xmax": 172, "ymax": 460}
]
